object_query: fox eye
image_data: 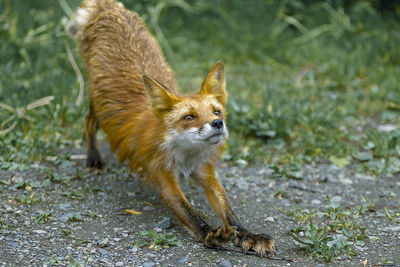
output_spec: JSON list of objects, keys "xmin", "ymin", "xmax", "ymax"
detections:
[
  {"xmin": 183, "ymin": 115, "xmax": 195, "ymax": 121},
  {"xmin": 214, "ymin": 110, "xmax": 221, "ymax": 116}
]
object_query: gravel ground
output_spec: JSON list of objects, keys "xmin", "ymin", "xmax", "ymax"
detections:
[{"xmin": 1, "ymin": 145, "xmax": 400, "ymax": 266}]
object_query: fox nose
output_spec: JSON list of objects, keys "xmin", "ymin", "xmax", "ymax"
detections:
[{"xmin": 211, "ymin": 119, "xmax": 224, "ymax": 129}]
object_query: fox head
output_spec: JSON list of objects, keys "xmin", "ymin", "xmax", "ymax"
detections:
[{"xmin": 143, "ymin": 61, "xmax": 228, "ymax": 148}]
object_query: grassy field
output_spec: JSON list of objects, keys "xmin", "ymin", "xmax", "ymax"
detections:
[{"xmin": 1, "ymin": 0, "xmax": 400, "ymax": 262}]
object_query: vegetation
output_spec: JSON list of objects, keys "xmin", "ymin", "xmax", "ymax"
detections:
[
  {"xmin": 1, "ymin": 0, "xmax": 399, "ymax": 262},
  {"xmin": 133, "ymin": 229, "xmax": 182, "ymax": 250}
]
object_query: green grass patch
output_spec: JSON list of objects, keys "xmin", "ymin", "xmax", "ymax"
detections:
[
  {"xmin": 287, "ymin": 196, "xmax": 372, "ymax": 261},
  {"xmin": 133, "ymin": 229, "xmax": 182, "ymax": 250}
]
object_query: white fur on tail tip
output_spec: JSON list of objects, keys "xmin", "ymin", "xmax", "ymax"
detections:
[
  {"xmin": 67, "ymin": 0, "xmax": 124, "ymax": 38},
  {"xmin": 67, "ymin": 7, "xmax": 92, "ymax": 38}
]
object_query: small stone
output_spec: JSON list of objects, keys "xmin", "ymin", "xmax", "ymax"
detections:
[
  {"xmin": 388, "ymin": 226, "xmax": 400, "ymax": 232},
  {"xmin": 59, "ymin": 204, "xmax": 71, "ymax": 211},
  {"xmin": 98, "ymin": 238, "xmax": 110, "ymax": 248},
  {"xmin": 219, "ymin": 260, "xmax": 232, "ymax": 267},
  {"xmin": 98, "ymin": 248, "xmax": 109, "ymax": 256},
  {"xmin": 10, "ymin": 241, "xmax": 19, "ymax": 248},
  {"xmin": 339, "ymin": 177, "xmax": 353, "ymax": 185},
  {"xmin": 264, "ymin": 216, "xmax": 275, "ymax": 223},
  {"xmin": 236, "ymin": 159, "xmax": 248, "ymax": 169},
  {"xmin": 116, "ymin": 262, "xmax": 124, "ymax": 266},
  {"xmin": 143, "ymin": 206, "xmax": 154, "ymax": 211},
  {"xmin": 142, "ymin": 262, "xmax": 155, "ymax": 267},
  {"xmin": 33, "ymin": 230, "xmax": 47, "ymax": 235},
  {"xmin": 311, "ymin": 199, "xmax": 322, "ymax": 205},
  {"xmin": 177, "ymin": 257, "xmax": 189, "ymax": 263},
  {"xmin": 153, "ymin": 217, "xmax": 171, "ymax": 230}
]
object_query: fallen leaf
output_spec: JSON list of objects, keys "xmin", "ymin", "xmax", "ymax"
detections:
[{"xmin": 124, "ymin": 209, "xmax": 142, "ymax": 215}]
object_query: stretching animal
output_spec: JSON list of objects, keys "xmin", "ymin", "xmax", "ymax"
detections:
[{"xmin": 68, "ymin": 0, "xmax": 275, "ymax": 255}]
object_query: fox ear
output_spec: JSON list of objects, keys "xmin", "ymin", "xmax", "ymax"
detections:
[
  {"xmin": 199, "ymin": 61, "xmax": 227, "ymax": 106},
  {"xmin": 143, "ymin": 75, "xmax": 179, "ymax": 116}
]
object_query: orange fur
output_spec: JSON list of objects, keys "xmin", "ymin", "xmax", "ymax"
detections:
[{"xmin": 69, "ymin": 0, "xmax": 275, "ymax": 255}]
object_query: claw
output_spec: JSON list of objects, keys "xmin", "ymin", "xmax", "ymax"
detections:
[
  {"xmin": 205, "ymin": 226, "xmax": 236, "ymax": 245},
  {"xmin": 235, "ymin": 230, "xmax": 276, "ymax": 255},
  {"xmin": 253, "ymin": 241, "xmax": 265, "ymax": 257}
]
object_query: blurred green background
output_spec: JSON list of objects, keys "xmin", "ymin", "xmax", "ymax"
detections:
[{"xmin": 1, "ymin": 0, "xmax": 400, "ymax": 173}]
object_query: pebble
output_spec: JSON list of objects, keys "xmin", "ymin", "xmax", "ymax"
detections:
[
  {"xmin": 33, "ymin": 230, "xmax": 47, "ymax": 235},
  {"xmin": 98, "ymin": 248, "xmax": 109, "ymax": 257},
  {"xmin": 264, "ymin": 216, "xmax": 275, "ymax": 223},
  {"xmin": 219, "ymin": 260, "xmax": 232, "ymax": 267},
  {"xmin": 339, "ymin": 177, "xmax": 353, "ymax": 185},
  {"xmin": 387, "ymin": 226, "xmax": 400, "ymax": 232},
  {"xmin": 311, "ymin": 199, "xmax": 322, "ymax": 205},
  {"xmin": 153, "ymin": 217, "xmax": 171, "ymax": 230},
  {"xmin": 142, "ymin": 262, "xmax": 155, "ymax": 267},
  {"xmin": 116, "ymin": 262, "xmax": 124, "ymax": 266},
  {"xmin": 99, "ymin": 238, "xmax": 110, "ymax": 248},
  {"xmin": 58, "ymin": 204, "xmax": 71, "ymax": 211},
  {"xmin": 177, "ymin": 257, "xmax": 189, "ymax": 263},
  {"xmin": 10, "ymin": 241, "xmax": 19, "ymax": 248}
]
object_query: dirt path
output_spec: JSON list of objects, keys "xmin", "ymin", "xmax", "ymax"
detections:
[{"xmin": 1, "ymin": 145, "xmax": 399, "ymax": 266}]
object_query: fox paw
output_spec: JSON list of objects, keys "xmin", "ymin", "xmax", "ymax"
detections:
[
  {"xmin": 205, "ymin": 226, "xmax": 237, "ymax": 245},
  {"xmin": 234, "ymin": 231, "xmax": 275, "ymax": 256},
  {"xmin": 86, "ymin": 157, "xmax": 105, "ymax": 171}
]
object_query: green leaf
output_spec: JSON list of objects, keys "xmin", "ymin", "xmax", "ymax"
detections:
[
  {"xmin": 353, "ymin": 151, "xmax": 373, "ymax": 162},
  {"xmin": 326, "ymin": 234, "xmax": 349, "ymax": 249},
  {"xmin": 329, "ymin": 156, "xmax": 350, "ymax": 168}
]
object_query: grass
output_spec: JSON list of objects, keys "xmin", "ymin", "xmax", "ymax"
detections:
[
  {"xmin": 32, "ymin": 211, "xmax": 54, "ymax": 224},
  {"xmin": 0, "ymin": 0, "xmax": 399, "ymax": 168},
  {"xmin": 286, "ymin": 196, "xmax": 371, "ymax": 262},
  {"xmin": 133, "ymin": 229, "xmax": 182, "ymax": 250},
  {"xmin": 1, "ymin": 0, "xmax": 400, "ymax": 262}
]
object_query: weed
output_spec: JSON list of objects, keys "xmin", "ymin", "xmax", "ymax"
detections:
[
  {"xmin": 67, "ymin": 214, "xmax": 84, "ymax": 222},
  {"xmin": 133, "ymin": 229, "xmax": 182, "ymax": 250},
  {"xmin": 68, "ymin": 253, "xmax": 82, "ymax": 267},
  {"xmin": 61, "ymin": 189, "xmax": 86, "ymax": 199},
  {"xmin": 45, "ymin": 257, "xmax": 61, "ymax": 266},
  {"xmin": 379, "ymin": 256, "xmax": 395, "ymax": 265},
  {"xmin": 383, "ymin": 208, "xmax": 400, "ymax": 222},
  {"xmin": 356, "ymin": 197, "xmax": 376, "ymax": 216},
  {"xmin": 287, "ymin": 199, "xmax": 370, "ymax": 262},
  {"xmin": 273, "ymin": 187, "xmax": 289, "ymax": 199},
  {"xmin": 32, "ymin": 210, "xmax": 54, "ymax": 224},
  {"xmin": 15, "ymin": 192, "xmax": 41, "ymax": 205},
  {"xmin": 61, "ymin": 228, "xmax": 72, "ymax": 237},
  {"xmin": 283, "ymin": 207, "xmax": 315, "ymax": 223}
]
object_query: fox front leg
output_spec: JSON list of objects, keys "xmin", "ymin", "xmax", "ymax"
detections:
[
  {"xmin": 151, "ymin": 170, "xmax": 213, "ymax": 241},
  {"xmin": 152, "ymin": 170, "xmax": 245, "ymax": 245},
  {"xmin": 194, "ymin": 164, "xmax": 276, "ymax": 256}
]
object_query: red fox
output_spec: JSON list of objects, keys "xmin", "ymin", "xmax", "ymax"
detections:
[{"xmin": 68, "ymin": 0, "xmax": 275, "ymax": 255}]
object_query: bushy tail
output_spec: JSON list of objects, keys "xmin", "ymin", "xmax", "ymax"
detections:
[{"xmin": 67, "ymin": 0, "xmax": 124, "ymax": 42}]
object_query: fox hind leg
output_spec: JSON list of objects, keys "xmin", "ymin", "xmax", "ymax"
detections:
[{"xmin": 84, "ymin": 105, "xmax": 105, "ymax": 170}]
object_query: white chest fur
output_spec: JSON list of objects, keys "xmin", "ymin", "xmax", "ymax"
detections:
[{"xmin": 162, "ymin": 129, "xmax": 220, "ymax": 178}]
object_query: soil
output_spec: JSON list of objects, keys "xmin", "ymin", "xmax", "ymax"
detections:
[{"xmin": 1, "ymin": 144, "xmax": 400, "ymax": 266}]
